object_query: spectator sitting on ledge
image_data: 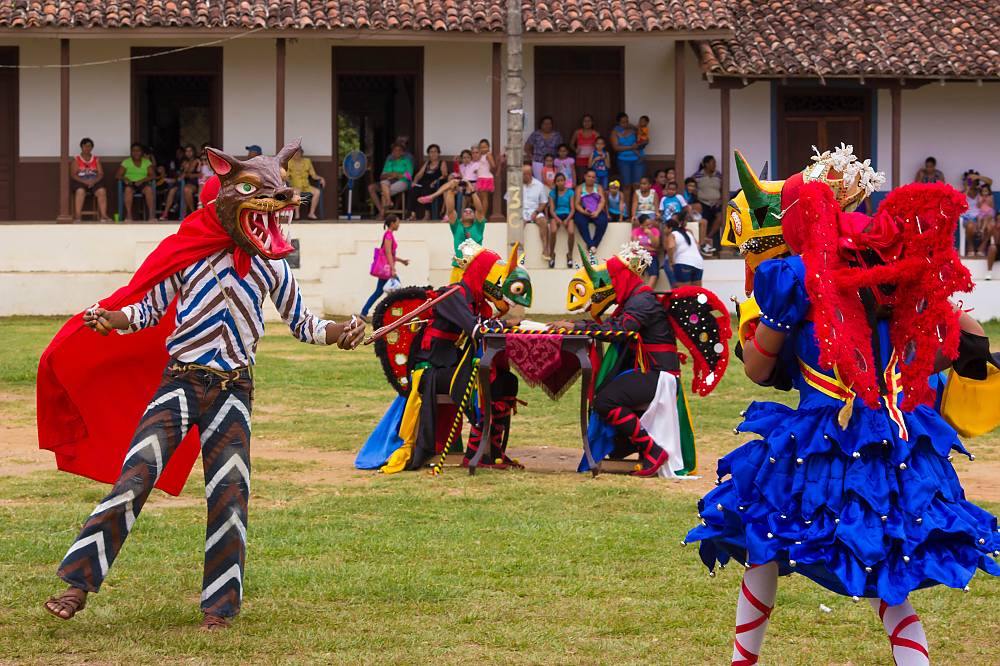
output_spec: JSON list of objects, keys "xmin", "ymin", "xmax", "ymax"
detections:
[
  {"xmin": 246, "ymin": 144, "xmax": 262, "ymax": 159},
  {"xmin": 368, "ymin": 142, "xmax": 414, "ymax": 221},
  {"xmin": 287, "ymin": 147, "xmax": 325, "ymax": 220},
  {"xmin": 506, "ymin": 162, "xmax": 549, "ymax": 264},
  {"xmin": 71, "ymin": 137, "xmax": 109, "ymax": 222},
  {"xmin": 117, "ymin": 142, "xmax": 154, "ymax": 222},
  {"xmin": 913, "ymin": 156, "xmax": 945, "ymax": 184}
]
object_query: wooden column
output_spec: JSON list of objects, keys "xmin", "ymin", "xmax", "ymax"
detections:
[
  {"xmin": 891, "ymin": 83, "xmax": 901, "ymax": 189},
  {"xmin": 58, "ymin": 39, "xmax": 71, "ymax": 222},
  {"xmin": 674, "ymin": 40, "xmax": 685, "ymax": 180},
  {"xmin": 275, "ymin": 38, "xmax": 286, "ymax": 150},
  {"xmin": 490, "ymin": 42, "xmax": 503, "ymax": 222},
  {"xmin": 720, "ymin": 85, "xmax": 730, "ymax": 199},
  {"xmin": 331, "ymin": 48, "xmax": 339, "ymax": 218}
]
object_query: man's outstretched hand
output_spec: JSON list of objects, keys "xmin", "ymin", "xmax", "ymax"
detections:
[
  {"xmin": 327, "ymin": 316, "xmax": 366, "ymax": 350},
  {"xmin": 83, "ymin": 307, "xmax": 128, "ymax": 336}
]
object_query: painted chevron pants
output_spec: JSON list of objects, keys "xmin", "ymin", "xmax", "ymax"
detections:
[{"xmin": 57, "ymin": 364, "xmax": 253, "ymax": 619}]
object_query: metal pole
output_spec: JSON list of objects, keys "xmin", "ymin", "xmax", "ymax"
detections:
[{"xmin": 504, "ymin": 0, "xmax": 524, "ymax": 249}]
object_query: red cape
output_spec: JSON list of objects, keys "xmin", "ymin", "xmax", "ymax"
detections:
[{"xmin": 36, "ymin": 177, "xmax": 253, "ymax": 496}]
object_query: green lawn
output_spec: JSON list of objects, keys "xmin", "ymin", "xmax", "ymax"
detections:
[{"xmin": 0, "ymin": 316, "xmax": 998, "ymax": 665}]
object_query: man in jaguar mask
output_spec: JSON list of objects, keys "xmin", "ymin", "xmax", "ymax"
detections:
[{"xmin": 38, "ymin": 140, "xmax": 366, "ymax": 629}]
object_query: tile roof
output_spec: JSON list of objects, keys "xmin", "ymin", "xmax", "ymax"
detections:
[
  {"xmin": 0, "ymin": 1, "xmax": 731, "ymax": 33},
  {"xmin": 697, "ymin": 1, "xmax": 1000, "ymax": 80},
  {"xmin": 525, "ymin": 1, "xmax": 730, "ymax": 33}
]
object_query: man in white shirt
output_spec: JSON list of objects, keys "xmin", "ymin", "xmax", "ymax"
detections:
[{"xmin": 507, "ymin": 162, "xmax": 550, "ymax": 261}]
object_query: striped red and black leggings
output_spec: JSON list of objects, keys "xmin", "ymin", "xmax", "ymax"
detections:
[
  {"xmin": 592, "ymin": 370, "xmax": 659, "ymax": 443},
  {"xmin": 58, "ymin": 365, "xmax": 253, "ymax": 619}
]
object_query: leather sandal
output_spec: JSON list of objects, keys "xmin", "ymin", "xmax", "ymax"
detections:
[
  {"xmin": 44, "ymin": 587, "xmax": 87, "ymax": 620},
  {"xmin": 200, "ymin": 613, "xmax": 232, "ymax": 631}
]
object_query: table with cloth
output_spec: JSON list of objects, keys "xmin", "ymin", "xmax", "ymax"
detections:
[{"xmin": 467, "ymin": 332, "xmax": 598, "ymax": 473}]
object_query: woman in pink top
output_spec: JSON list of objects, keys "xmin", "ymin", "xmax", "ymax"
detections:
[
  {"xmin": 570, "ymin": 114, "xmax": 598, "ymax": 183},
  {"xmin": 361, "ymin": 214, "xmax": 409, "ymax": 319}
]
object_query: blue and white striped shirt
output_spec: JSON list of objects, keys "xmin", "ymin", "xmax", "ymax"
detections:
[{"xmin": 120, "ymin": 250, "xmax": 331, "ymax": 370}]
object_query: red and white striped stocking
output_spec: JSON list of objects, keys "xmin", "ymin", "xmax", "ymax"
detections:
[
  {"xmin": 869, "ymin": 598, "xmax": 929, "ymax": 665},
  {"xmin": 732, "ymin": 562, "xmax": 778, "ymax": 665}
]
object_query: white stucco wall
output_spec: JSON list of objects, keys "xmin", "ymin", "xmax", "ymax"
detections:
[
  {"xmin": 70, "ymin": 41, "xmax": 131, "ymax": 156},
  {"xmin": 12, "ymin": 39, "xmax": 60, "ymax": 157},
  {"xmin": 3, "ymin": 224, "xmax": 998, "ymax": 317},
  {"xmin": 623, "ymin": 40, "xmax": 674, "ymax": 155},
  {"xmin": 728, "ymin": 82, "xmax": 771, "ymax": 183},
  {"xmin": 285, "ymin": 39, "xmax": 332, "ymax": 157},
  {"xmin": 683, "ymin": 48, "xmax": 721, "ymax": 179},
  {"xmin": 423, "ymin": 42, "xmax": 493, "ymax": 155},
  {"xmin": 900, "ymin": 83, "xmax": 1000, "ymax": 188},
  {"xmin": 222, "ymin": 39, "xmax": 275, "ymax": 155}
]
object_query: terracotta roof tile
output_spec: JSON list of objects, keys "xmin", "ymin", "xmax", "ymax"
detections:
[
  {"xmin": 0, "ymin": 1, "xmax": 730, "ymax": 32},
  {"xmin": 698, "ymin": 0, "xmax": 1000, "ymax": 80}
]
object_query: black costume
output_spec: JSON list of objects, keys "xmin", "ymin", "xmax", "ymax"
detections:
[
  {"xmin": 577, "ymin": 286, "xmax": 679, "ymax": 474},
  {"xmin": 408, "ymin": 282, "xmax": 519, "ymax": 469}
]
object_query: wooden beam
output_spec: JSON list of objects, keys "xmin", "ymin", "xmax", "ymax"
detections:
[
  {"xmin": 58, "ymin": 38, "xmax": 71, "ymax": 223},
  {"xmin": 275, "ymin": 38, "xmax": 286, "ymax": 150},
  {"xmin": 330, "ymin": 47, "xmax": 339, "ymax": 218},
  {"xmin": 721, "ymin": 86, "xmax": 730, "ymax": 199},
  {"xmin": 674, "ymin": 40, "xmax": 685, "ymax": 179},
  {"xmin": 891, "ymin": 83, "xmax": 901, "ymax": 189},
  {"xmin": 490, "ymin": 41, "xmax": 503, "ymax": 222}
]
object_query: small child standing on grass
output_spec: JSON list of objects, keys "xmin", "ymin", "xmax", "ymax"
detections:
[
  {"xmin": 554, "ymin": 144, "xmax": 576, "ymax": 189},
  {"xmin": 590, "ymin": 137, "xmax": 611, "ymax": 189}
]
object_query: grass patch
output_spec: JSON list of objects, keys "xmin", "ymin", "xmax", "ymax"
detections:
[{"xmin": 1, "ymin": 316, "xmax": 998, "ymax": 664}]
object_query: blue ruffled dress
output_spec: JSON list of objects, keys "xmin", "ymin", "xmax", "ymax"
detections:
[{"xmin": 685, "ymin": 256, "xmax": 1000, "ymax": 605}]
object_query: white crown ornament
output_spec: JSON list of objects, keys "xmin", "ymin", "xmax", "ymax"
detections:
[
  {"xmin": 809, "ymin": 143, "xmax": 885, "ymax": 197},
  {"xmin": 618, "ymin": 241, "xmax": 653, "ymax": 275},
  {"xmin": 456, "ymin": 238, "xmax": 484, "ymax": 269}
]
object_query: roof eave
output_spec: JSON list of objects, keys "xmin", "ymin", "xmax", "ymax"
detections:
[
  {"xmin": 0, "ymin": 26, "xmax": 735, "ymax": 41},
  {"xmin": 703, "ymin": 72, "xmax": 1000, "ymax": 85}
]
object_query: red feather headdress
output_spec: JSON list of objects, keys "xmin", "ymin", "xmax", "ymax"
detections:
[{"xmin": 782, "ymin": 182, "xmax": 972, "ymax": 410}]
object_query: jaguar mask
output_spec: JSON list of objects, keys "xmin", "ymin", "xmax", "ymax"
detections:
[{"xmin": 205, "ymin": 139, "xmax": 302, "ymax": 260}]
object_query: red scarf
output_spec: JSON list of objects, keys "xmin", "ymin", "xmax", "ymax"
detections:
[
  {"xmin": 607, "ymin": 256, "xmax": 649, "ymax": 303},
  {"xmin": 36, "ymin": 177, "xmax": 254, "ymax": 495}
]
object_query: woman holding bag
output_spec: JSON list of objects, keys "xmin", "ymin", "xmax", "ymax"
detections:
[{"xmin": 361, "ymin": 214, "xmax": 408, "ymax": 321}]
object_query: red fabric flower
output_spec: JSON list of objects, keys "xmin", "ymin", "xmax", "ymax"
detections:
[{"xmin": 837, "ymin": 210, "xmax": 903, "ymax": 263}]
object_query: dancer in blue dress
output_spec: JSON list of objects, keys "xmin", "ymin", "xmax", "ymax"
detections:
[{"xmin": 686, "ymin": 147, "xmax": 1000, "ymax": 665}]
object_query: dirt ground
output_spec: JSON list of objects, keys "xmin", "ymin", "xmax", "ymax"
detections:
[{"xmin": 3, "ymin": 413, "xmax": 998, "ymax": 502}]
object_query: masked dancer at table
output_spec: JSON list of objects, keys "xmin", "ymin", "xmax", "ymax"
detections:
[
  {"xmin": 685, "ymin": 145, "xmax": 1000, "ymax": 665},
  {"xmin": 357, "ymin": 240, "xmax": 533, "ymax": 472},
  {"xmin": 551, "ymin": 242, "xmax": 731, "ymax": 477},
  {"xmin": 37, "ymin": 140, "xmax": 366, "ymax": 630}
]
